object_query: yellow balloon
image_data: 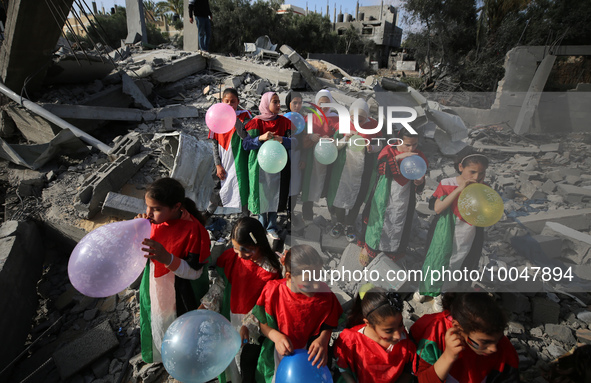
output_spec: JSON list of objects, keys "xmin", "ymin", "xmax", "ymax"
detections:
[{"xmin": 457, "ymin": 183, "xmax": 504, "ymax": 227}]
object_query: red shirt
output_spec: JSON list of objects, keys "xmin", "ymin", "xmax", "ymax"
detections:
[
  {"xmin": 255, "ymin": 279, "xmax": 343, "ymax": 349},
  {"xmin": 335, "ymin": 324, "xmax": 416, "ymax": 383},
  {"xmin": 150, "ymin": 211, "xmax": 210, "ymax": 278},
  {"xmin": 216, "ymin": 248, "xmax": 280, "ymax": 314}
]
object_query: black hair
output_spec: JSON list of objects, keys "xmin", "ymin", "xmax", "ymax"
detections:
[
  {"xmin": 442, "ymin": 293, "xmax": 507, "ymax": 335},
  {"xmin": 231, "ymin": 217, "xmax": 281, "ymax": 274},
  {"xmin": 222, "ymin": 88, "xmax": 239, "ymax": 100},
  {"xmin": 453, "ymin": 148, "xmax": 489, "ymax": 173},
  {"xmin": 146, "ymin": 178, "xmax": 205, "ymax": 226},
  {"xmin": 286, "ymin": 90, "xmax": 302, "ymax": 112},
  {"xmin": 346, "ymin": 287, "xmax": 403, "ymax": 328},
  {"xmin": 284, "ymin": 244, "xmax": 323, "ymax": 276}
]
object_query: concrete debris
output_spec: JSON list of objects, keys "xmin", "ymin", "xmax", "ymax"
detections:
[{"xmin": 2, "ymin": 39, "xmax": 591, "ymax": 383}]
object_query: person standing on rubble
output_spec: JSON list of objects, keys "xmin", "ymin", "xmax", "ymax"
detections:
[
  {"xmin": 188, "ymin": 0, "xmax": 213, "ymax": 52},
  {"xmin": 135, "ymin": 178, "xmax": 211, "ymax": 364},
  {"xmin": 243, "ymin": 92, "xmax": 292, "ymax": 240},
  {"xmin": 205, "ymin": 88, "xmax": 252, "ymax": 221}
]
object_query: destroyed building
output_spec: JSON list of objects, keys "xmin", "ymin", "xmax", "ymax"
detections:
[{"xmin": 1, "ymin": 1, "xmax": 591, "ymax": 383}]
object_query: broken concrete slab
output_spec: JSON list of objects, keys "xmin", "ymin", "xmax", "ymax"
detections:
[
  {"xmin": 101, "ymin": 192, "xmax": 146, "ymax": 219},
  {"xmin": 0, "ymin": 221, "xmax": 44, "ymax": 370},
  {"xmin": 155, "ymin": 105, "xmax": 200, "ymax": 119},
  {"xmin": 209, "ymin": 53, "xmax": 303, "ymax": 89},
  {"xmin": 0, "ymin": 109, "xmax": 17, "ymax": 137},
  {"xmin": 472, "ymin": 141, "xmax": 541, "ymax": 154},
  {"xmin": 557, "ymin": 184, "xmax": 591, "ymax": 204},
  {"xmin": 367, "ymin": 254, "xmax": 407, "ymax": 292},
  {"xmin": 278, "ymin": 45, "xmax": 326, "ymax": 90},
  {"xmin": 41, "ymin": 104, "xmax": 145, "ymax": 122},
  {"xmin": 52, "ymin": 319, "xmax": 119, "ymax": 380},
  {"xmin": 166, "ymin": 132, "xmax": 215, "ymax": 211},
  {"xmin": 321, "ymin": 233, "xmax": 349, "ymax": 254},
  {"xmin": 425, "ymin": 109, "xmax": 468, "ymax": 142},
  {"xmin": 432, "ymin": 127, "xmax": 468, "ymax": 156},
  {"xmin": 108, "ymin": 132, "xmax": 142, "ymax": 159},
  {"xmin": 5, "ymin": 105, "xmax": 60, "ymax": 143},
  {"xmin": 0, "ymin": 129, "xmax": 90, "ymax": 170},
  {"xmin": 541, "ymin": 222, "xmax": 591, "ymax": 265},
  {"xmin": 520, "ymin": 180, "xmax": 547, "ymax": 200},
  {"xmin": 75, "ymin": 153, "xmax": 150, "ymax": 219},
  {"xmin": 122, "ymin": 73, "xmax": 153, "ymax": 109},
  {"xmin": 516, "ymin": 208, "xmax": 591, "ymax": 234},
  {"xmin": 337, "ymin": 243, "xmax": 365, "ymax": 274},
  {"xmin": 150, "ymin": 54, "xmax": 207, "ymax": 84}
]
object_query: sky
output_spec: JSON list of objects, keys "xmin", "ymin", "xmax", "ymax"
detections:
[{"xmin": 86, "ymin": 0, "xmax": 408, "ymax": 28}]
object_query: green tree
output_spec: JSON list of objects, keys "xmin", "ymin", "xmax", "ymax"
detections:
[{"xmin": 157, "ymin": 0, "xmax": 184, "ymax": 18}]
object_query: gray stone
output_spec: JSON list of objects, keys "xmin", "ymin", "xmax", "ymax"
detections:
[
  {"xmin": 83, "ymin": 308, "xmax": 98, "ymax": 321},
  {"xmin": 91, "ymin": 356, "xmax": 110, "ymax": 378},
  {"xmin": 577, "ymin": 328, "xmax": 591, "ymax": 344},
  {"xmin": 53, "ymin": 320, "xmax": 119, "ymax": 380},
  {"xmin": 101, "ymin": 192, "xmax": 146, "ymax": 219},
  {"xmin": 518, "ymin": 208, "xmax": 591, "ymax": 234},
  {"xmin": 98, "ymin": 295, "xmax": 117, "ymax": 313},
  {"xmin": 520, "ymin": 180, "xmax": 547, "ymax": 200},
  {"xmin": 501, "ymin": 293, "xmax": 531, "ymax": 314},
  {"xmin": 367, "ymin": 254, "xmax": 407, "ymax": 292},
  {"xmin": 545, "ymin": 324, "xmax": 576, "ymax": 346},
  {"xmin": 303, "ymin": 224, "xmax": 322, "ymax": 243},
  {"xmin": 546, "ymin": 170, "xmax": 564, "ymax": 182},
  {"xmin": 507, "ymin": 321, "xmax": 525, "ymax": 334},
  {"xmin": 532, "ymin": 296, "xmax": 560, "ymax": 325},
  {"xmin": 321, "ymin": 232, "xmax": 349, "ymax": 254},
  {"xmin": 540, "ymin": 143, "xmax": 561, "ymax": 152},
  {"xmin": 557, "ymin": 184, "xmax": 591, "ymax": 204},
  {"xmin": 530, "ymin": 326, "xmax": 543, "ymax": 337},
  {"xmin": 337, "ymin": 243, "xmax": 365, "ymax": 274},
  {"xmin": 546, "ymin": 342, "xmax": 567, "ymax": 359},
  {"xmin": 122, "ymin": 73, "xmax": 153, "ymax": 109},
  {"xmin": 151, "ymin": 54, "xmax": 207, "ymax": 84},
  {"xmin": 577, "ymin": 310, "xmax": 591, "ymax": 325},
  {"xmin": 541, "ymin": 179, "xmax": 556, "ymax": 193}
]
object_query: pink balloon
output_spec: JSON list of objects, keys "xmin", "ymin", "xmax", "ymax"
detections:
[
  {"xmin": 68, "ymin": 219, "xmax": 151, "ymax": 297},
  {"xmin": 206, "ymin": 103, "xmax": 236, "ymax": 134}
]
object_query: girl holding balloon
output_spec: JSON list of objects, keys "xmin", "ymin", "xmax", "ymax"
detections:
[
  {"xmin": 243, "ymin": 92, "xmax": 292, "ymax": 240},
  {"xmin": 359, "ymin": 129, "xmax": 428, "ymax": 266},
  {"xmin": 200, "ymin": 217, "xmax": 282, "ymax": 382},
  {"xmin": 334, "ymin": 285, "xmax": 416, "ymax": 383},
  {"xmin": 300, "ymin": 89, "xmax": 340, "ymax": 221},
  {"xmin": 253, "ymin": 244, "xmax": 343, "ymax": 383},
  {"xmin": 136, "ymin": 177, "xmax": 211, "ymax": 364},
  {"xmin": 206, "ymin": 88, "xmax": 252, "ymax": 220},
  {"xmin": 419, "ymin": 153, "xmax": 490, "ymax": 308}
]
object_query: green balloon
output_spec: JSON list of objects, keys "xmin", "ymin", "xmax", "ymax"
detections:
[
  {"xmin": 349, "ymin": 134, "xmax": 366, "ymax": 152},
  {"xmin": 258, "ymin": 140, "xmax": 288, "ymax": 174},
  {"xmin": 314, "ymin": 141, "xmax": 338, "ymax": 165}
]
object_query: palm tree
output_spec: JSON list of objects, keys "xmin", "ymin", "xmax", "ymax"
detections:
[
  {"xmin": 157, "ymin": 0, "xmax": 183, "ymax": 19},
  {"xmin": 143, "ymin": 0, "xmax": 160, "ymax": 22}
]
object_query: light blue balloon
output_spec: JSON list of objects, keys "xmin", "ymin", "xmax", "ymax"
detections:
[
  {"xmin": 161, "ymin": 310, "xmax": 241, "ymax": 383},
  {"xmin": 284, "ymin": 112, "xmax": 306, "ymax": 135},
  {"xmin": 258, "ymin": 139, "xmax": 288, "ymax": 173},
  {"xmin": 400, "ymin": 155, "xmax": 427, "ymax": 180},
  {"xmin": 276, "ymin": 349, "xmax": 333, "ymax": 383},
  {"xmin": 314, "ymin": 141, "xmax": 338, "ymax": 165}
]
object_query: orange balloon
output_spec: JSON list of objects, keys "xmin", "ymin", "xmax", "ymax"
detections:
[{"xmin": 457, "ymin": 183, "xmax": 504, "ymax": 227}]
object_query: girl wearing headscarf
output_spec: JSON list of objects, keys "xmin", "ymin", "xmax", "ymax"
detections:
[
  {"xmin": 300, "ymin": 89, "xmax": 340, "ymax": 221},
  {"xmin": 243, "ymin": 92, "xmax": 292, "ymax": 239},
  {"xmin": 278, "ymin": 91, "xmax": 303, "ymax": 216}
]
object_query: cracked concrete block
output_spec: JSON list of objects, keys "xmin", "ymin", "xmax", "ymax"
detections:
[
  {"xmin": 321, "ymin": 232, "xmax": 349, "ymax": 254},
  {"xmin": 277, "ymin": 54, "xmax": 291, "ymax": 68},
  {"xmin": 367, "ymin": 253, "xmax": 407, "ymax": 292},
  {"xmin": 0, "ymin": 221, "xmax": 43, "ymax": 368},
  {"xmin": 151, "ymin": 54, "xmax": 207, "ymax": 84},
  {"xmin": 557, "ymin": 184, "xmax": 591, "ymax": 204},
  {"xmin": 53, "ymin": 320, "xmax": 119, "ymax": 380},
  {"xmin": 518, "ymin": 208, "xmax": 591, "ymax": 234},
  {"xmin": 108, "ymin": 132, "xmax": 142, "ymax": 159},
  {"xmin": 75, "ymin": 153, "xmax": 149, "ymax": 219},
  {"xmin": 542, "ymin": 179, "xmax": 556, "ymax": 194},
  {"xmin": 5, "ymin": 105, "xmax": 59, "ymax": 143},
  {"xmin": 520, "ymin": 180, "xmax": 547, "ymax": 200},
  {"xmin": 541, "ymin": 222, "xmax": 591, "ymax": 265},
  {"xmin": 101, "ymin": 192, "xmax": 146, "ymax": 219},
  {"xmin": 337, "ymin": 243, "xmax": 364, "ymax": 274},
  {"xmin": 122, "ymin": 73, "xmax": 153, "ymax": 109}
]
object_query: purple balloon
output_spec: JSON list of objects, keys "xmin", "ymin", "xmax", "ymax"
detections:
[{"xmin": 68, "ymin": 219, "xmax": 151, "ymax": 297}]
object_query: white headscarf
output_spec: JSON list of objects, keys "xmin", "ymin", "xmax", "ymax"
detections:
[
  {"xmin": 349, "ymin": 98, "xmax": 370, "ymax": 122},
  {"xmin": 314, "ymin": 89, "xmax": 338, "ymax": 117}
]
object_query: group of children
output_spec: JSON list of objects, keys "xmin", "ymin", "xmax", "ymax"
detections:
[{"xmin": 130, "ymin": 87, "xmax": 519, "ymax": 382}]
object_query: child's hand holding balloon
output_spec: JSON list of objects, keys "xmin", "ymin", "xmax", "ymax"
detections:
[
  {"xmin": 142, "ymin": 238, "xmax": 172, "ymax": 265},
  {"xmin": 307, "ymin": 336, "xmax": 329, "ymax": 367}
]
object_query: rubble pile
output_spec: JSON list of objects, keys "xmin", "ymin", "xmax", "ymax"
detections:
[{"xmin": 1, "ymin": 42, "xmax": 591, "ymax": 383}]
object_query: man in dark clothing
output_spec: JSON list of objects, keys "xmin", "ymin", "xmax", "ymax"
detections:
[{"xmin": 188, "ymin": 0, "xmax": 212, "ymax": 52}]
